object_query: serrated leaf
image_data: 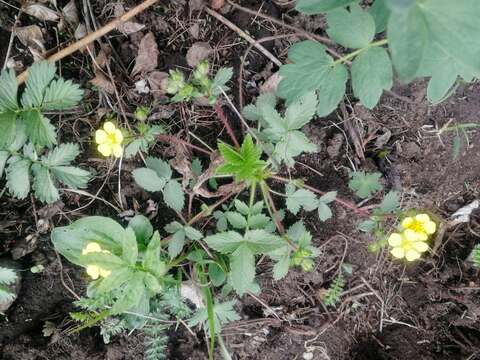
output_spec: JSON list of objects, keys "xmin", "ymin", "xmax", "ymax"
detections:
[
  {"xmin": 284, "ymin": 91, "xmax": 318, "ymax": 130},
  {"xmin": 6, "ymin": 157, "xmax": 31, "ymax": 199},
  {"xmin": 245, "ymin": 230, "xmax": 284, "ymax": 253},
  {"xmin": 21, "ymin": 62, "xmax": 56, "ymax": 108},
  {"xmin": 0, "ymin": 151, "xmax": 9, "ymax": 177},
  {"xmin": 50, "ymin": 166, "xmax": 90, "ymax": 188},
  {"xmin": 349, "ymin": 171, "xmax": 383, "ymax": 198},
  {"xmin": 163, "ymin": 180, "xmax": 184, "ymax": 212},
  {"xmin": 225, "ymin": 211, "xmax": 247, "ymax": 229},
  {"xmin": 145, "ymin": 157, "xmax": 172, "ymax": 179},
  {"xmin": 286, "ymin": 188, "xmax": 318, "ymax": 214},
  {"xmin": 124, "ymin": 139, "xmax": 143, "ymax": 159},
  {"xmin": 185, "ymin": 226, "xmax": 203, "ymax": 240},
  {"xmin": 0, "ymin": 69, "xmax": 18, "ymax": 111},
  {"xmin": 317, "ymin": 202, "xmax": 333, "ymax": 221},
  {"xmin": 165, "ymin": 221, "xmax": 184, "ymax": 233},
  {"xmin": 133, "ymin": 168, "xmax": 166, "ymax": 192},
  {"xmin": 369, "ymin": 0, "xmax": 391, "ymax": 33},
  {"xmin": 122, "ymin": 227, "xmax": 138, "ymax": 265},
  {"xmin": 358, "ymin": 219, "xmax": 377, "ymax": 232},
  {"xmin": 351, "ymin": 47, "xmax": 393, "ymax": 109},
  {"xmin": 204, "ymin": 231, "xmax": 243, "ymax": 254},
  {"xmin": 251, "ymin": 201, "xmax": 264, "ymax": 215},
  {"xmin": 234, "ymin": 199, "xmax": 250, "ymax": 216},
  {"xmin": 379, "ymin": 190, "xmax": 399, "ymax": 213},
  {"xmin": 43, "ymin": 143, "xmax": 80, "ymax": 166},
  {"xmin": 143, "ymin": 231, "xmax": 166, "ymax": 277},
  {"xmin": 230, "ymin": 244, "xmax": 255, "ymax": 295},
  {"xmin": 0, "ymin": 267, "xmax": 17, "ymax": 285},
  {"xmin": 168, "ymin": 229, "xmax": 186, "ymax": 259},
  {"xmin": 273, "ymin": 131, "xmax": 316, "ymax": 167},
  {"xmin": 296, "ymin": 0, "xmax": 357, "ymax": 14},
  {"xmin": 211, "ymin": 67, "xmax": 233, "ymax": 96},
  {"xmin": 22, "ymin": 110, "xmax": 57, "ymax": 148},
  {"xmin": 0, "ymin": 112, "xmax": 17, "ymax": 149},
  {"xmin": 31, "ymin": 164, "xmax": 59, "ymax": 203},
  {"xmin": 272, "ymin": 255, "xmax": 290, "ymax": 280},
  {"xmin": 326, "ymin": 4, "xmax": 376, "ymax": 49},
  {"xmin": 247, "ymin": 214, "xmax": 270, "ymax": 229},
  {"xmin": 42, "ymin": 78, "xmax": 83, "ymax": 110}
]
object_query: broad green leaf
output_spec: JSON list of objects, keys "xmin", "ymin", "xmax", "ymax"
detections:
[
  {"xmin": 234, "ymin": 199, "xmax": 250, "ymax": 216},
  {"xmin": 385, "ymin": 0, "xmax": 416, "ymax": 11},
  {"xmin": 163, "ymin": 179, "xmax": 185, "ymax": 212},
  {"xmin": 144, "ymin": 273, "xmax": 161, "ymax": 293},
  {"xmin": 0, "ymin": 112, "xmax": 17, "ymax": 148},
  {"xmin": 204, "ymin": 231, "xmax": 243, "ymax": 254},
  {"xmin": 225, "ymin": 211, "xmax": 247, "ymax": 229},
  {"xmin": 349, "ymin": 171, "xmax": 383, "ymax": 198},
  {"xmin": 351, "ymin": 47, "xmax": 393, "ymax": 109},
  {"xmin": 286, "ymin": 188, "xmax": 318, "ymax": 214},
  {"xmin": 143, "ymin": 231, "xmax": 167, "ymax": 277},
  {"xmin": 316, "ymin": 64, "xmax": 348, "ymax": 117},
  {"xmin": 184, "ymin": 226, "xmax": 203, "ymax": 240},
  {"xmin": 243, "ymin": 93, "xmax": 277, "ymax": 125},
  {"xmin": 132, "ymin": 168, "xmax": 166, "ymax": 192},
  {"xmin": 369, "ymin": 0, "xmax": 391, "ymax": 33},
  {"xmin": 43, "ymin": 143, "xmax": 80, "ymax": 166},
  {"xmin": 124, "ymin": 139, "xmax": 143, "ymax": 159},
  {"xmin": 247, "ymin": 214, "xmax": 270, "ymax": 229},
  {"xmin": 319, "ymin": 191, "xmax": 337, "ymax": 204},
  {"xmin": 95, "ymin": 267, "xmax": 134, "ymax": 294},
  {"xmin": 128, "ymin": 215, "xmax": 153, "ymax": 244},
  {"xmin": 80, "ymin": 251, "xmax": 126, "ymax": 270},
  {"xmin": 387, "ymin": 5, "xmax": 428, "ymax": 81},
  {"xmin": 111, "ymin": 272, "xmax": 146, "ymax": 315},
  {"xmin": 317, "ymin": 202, "xmax": 333, "ymax": 221},
  {"xmin": 284, "ymin": 91, "xmax": 318, "ymax": 130},
  {"xmin": 164, "ymin": 221, "xmax": 184, "ymax": 233},
  {"xmin": 0, "ymin": 151, "xmax": 9, "ymax": 177},
  {"xmin": 379, "ymin": 190, "xmax": 400, "ymax": 213},
  {"xmin": 326, "ymin": 4, "xmax": 376, "ymax": 49},
  {"xmin": 21, "ymin": 62, "xmax": 56, "ymax": 108},
  {"xmin": 296, "ymin": 0, "xmax": 357, "ymax": 14},
  {"xmin": 168, "ymin": 229, "xmax": 185, "ymax": 259},
  {"xmin": 272, "ymin": 255, "xmax": 290, "ymax": 280},
  {"xmin": 0, "ymin": 69, "xmax": 18, "ymax": 111},
  {"xmin": 145, "ymin": 157, "xmax": 172, "ymax": 179},
  {"xmin": 50, "ymin": 166, "xmax": 90, "ymax": 188},
  {"xmin": 31, "ymin": 164, "xmax": 59, "ymax": 203},
  {"xmin": 230, "ymin": 244, "xmax": 255, "ymax": 295},
  {"xmin": 245, "ymin": 230, "xmax": 284, "ymax": 253},
  {"xmin": 42, "ymin": 78, "xmax": 83, "ymax": 110},
  {"xmin": 6, "ymin": 157, "xmax": 31, "ymax": 199},
  {"xmin": 21, "ymin": 110, "xmax": 57, "ymax": 148},
  {"xmin": 251, "ymin": 201, "xmax": 264, "ymax": 215},
  {"xmin": 209, "ymin": 263, "xmax": 226, "ymax": 287},
  {"xmin": 122, "ymin": 227, "xmax": 138, "ymax": 265},
  {"xmin": 7, "ymin": 122, "xmax": 27, "ymax": 152},
  {"xmin": 359, "ymin": 219, "xmax": 377, "ymax": 232}
]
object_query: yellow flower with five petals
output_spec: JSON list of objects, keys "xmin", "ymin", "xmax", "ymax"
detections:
[
  {"xmin": 401, "ymin": 214, "xmax": 436, "ymax": 241},
  {"xmin": 95, "ymin": 122, "xmax": 123, "ymax": 158},
  {"xmin": 82, "ymin": 242, "xmax": 111, "ymax": 279},
  {"xmin": 388, "ymin": 232, "xmax": 429, "ymax": 262}
]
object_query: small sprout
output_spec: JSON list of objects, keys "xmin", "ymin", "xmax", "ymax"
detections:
[
  {"xmin": 166, "ymin": 70, "xmax": 186, "ymax": 94},
  {"xmin": 134, "ymin": 106, "xmax": 150, "ymax": 121},
  {"xmin": 82, "ymin": 242, "xmax": 111, "ymax": 279},
  {"xmin": 95, "ymin": 122, "xmax": 124, "ymax": 158}
]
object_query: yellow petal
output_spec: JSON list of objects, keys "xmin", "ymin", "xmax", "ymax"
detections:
[
  {"xmin": 103, "ymin": 121, "xmax": 116, "ymax": 134},
  {"xmin": 82, "ymin": 242, "xmax": 102, "ymax": 254},
  {"xmin": 391, "ymin": 247, "xmax": 405, "ymax": 259},
  {"xmin": 388, "ymin": 233, "xmax": 402, "ymax": 247},
  {"xmin": 413, "ymin": 241, "xmax": 429, "ymax": 253},
  {"xmin": 401, "ymin": 217, "xmax": 413, "ymax": 228},
  {"xmin": 416, "ymin": 231, "xmax": 428, "ymax": 241},
  {"xmin": 415, "ymin": 214, "xmax": 430, "ymax": 223},
  {"xmin": 99, "ymin": 268, "xmax": 111, "ymax": 277},
  {"xmin": 114, "ymin": 129, "xmax": 123, "ymax": 144},
  {"xmin": 95, "ymin": 129, "xmax": 107, "ymax": 144},
  {"xmin": 405, "ymin": 249, "xmax": 421, "ymax": 262},
  {"xmin": 98, "ymin": 143, "xmax": 112, "ymax": 157},
  {"xmin": 112, "ymin": 144, "xmax": 123, "ymax": 158},
  {"xmin": 86, "ymin": 265, "xmax": 100, "ymax": 279},
  {"xmin": 424, "ymin": 221, "xmax": 436, "ymax": 234},
  {"xmin": 404, "ymin": 229, "xmax": 419, "ymax": 241}
]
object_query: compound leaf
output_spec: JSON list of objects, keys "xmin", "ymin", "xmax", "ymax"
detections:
[
  {"xmin": 349, "ymin": 171, "xmax": 383, "ymax": 198},
  {"xmin": 31, "ymin": 164, "xmax": 59, "ymax": 203},
  {"xmin": 379, "ymin": 190, "xmax": 400, "ymax": 213},
  {"xmin": 163, "ymin": 179, "xmax": 185, "ymax": 212},
  {"xmin": 21, "ymin": 62, "xmax": 56, "ymax": 108},
  {"xmin": 6, "ymin": 157, "xmax": 31, "ymax": 199},
  {"xmin": 204, "ymin": 231, "xmax": 243, "ymax": 254},
  {"xmin": 225, "ymin": 211, "xmax": 248, "ymax": 229},
  {"xmin": 0, "ymin": 112, "xmax": 18, "ymax": 149},
  {"xmin": 43, "ymin": 143, "xmax": 80, "ymax": 166},
  {"xmin": 42, "ymin": 78, "xmax": 83, "ymax": 110},
  {"xmin": 145, "ymin": 157, "xmax": 172, "ymax": 179}
]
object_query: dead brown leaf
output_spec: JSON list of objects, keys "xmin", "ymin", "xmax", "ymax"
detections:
[
  {"xmin": 132, "ymin": 32, "xmax": 159, "ymax": 76},
  {"xmin": 186, "ymin": 42, "xmax": 212, "ymax": 67},
  {"xmin": 114, "ymin": 4, "xmax": 145, "ymax": 35},
  {"xmin": 15, "ymin": 25, "xmax": 46, "ymax": 60},
  {"xmin": 90, "ymin": 72, "xmax": 115, "ymax": 94},
  {"xmin": 24, "ymin": 3, "xmax": 60, "ymax": 22},
  {"xmin": 147, "ymin": 71, "xmax": 169, "ymax": 98},
  {"xmin": 61, "ymin": 0, "xmax": 79, "ymax": 27},
  {"xmin": 211, "ymin": 0, "xmax": 225, "ymax": 10}
]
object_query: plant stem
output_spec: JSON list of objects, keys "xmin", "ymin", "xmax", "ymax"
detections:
[
  {"xmin": 245, "ymin": 181, "xmax": 257, "ymax": 231},
  {"xmin": 333, "ymin": 39, "xmax": 388, "ymax": 65},
  {"xmin": 214, "ymin": 103, "xmax": 240, "ymax": 148}
]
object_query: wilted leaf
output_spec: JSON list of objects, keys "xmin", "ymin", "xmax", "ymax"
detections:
[
  {"xmin": 62, "ymin": 0, "xmax": 79, "ymax": 27},
  {"xmin": 132, "ymin": 32, "xmax": 159, "ymax": 76},
  {"xmin": 90, "ymin": 72, "xmax": 115, "ymax": 94},
  {"xmin": 186, "ymin": 42, "xmax": 212, "ymax": 67},
  {"xmin": 114, "ymin": 4, "xmax": 145, "ymax": 35},
  {"xmin": 15, "ymin": 25, "xmax": 46, "ymax": 59},
  {"xmin": 147, "ymin": 71, "xmax": 169, "ymax": 98},
  {"xmin": 24, "ymin": 3, "xmax": 60, "ymax": 22}
]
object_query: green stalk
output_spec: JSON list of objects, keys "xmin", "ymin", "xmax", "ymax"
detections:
[
  {"xmin": 333, "ymin": 39, "xmax": 388, "ymax": 65},
  {"xmin": 245, "ymin": 181, "xmax": 257, "ymax": 231},
  {"xmin": 199, "ymin": 267, "xmax": 216, "ymax": 360}
]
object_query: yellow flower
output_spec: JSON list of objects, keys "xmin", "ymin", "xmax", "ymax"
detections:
[
  {"xmin": 82, "ymin": 242, "xmax": 111, "ymax": 280},
  {"xmin": 388, "ymin": 232, "xmax": 429, "ymax": 262},
  {"xmin": 401, "ymin": 214, "xmax": 436, "ymax": 241},
  {"xmin": 95, "ymin": 122, "xmax": 123, "ymax": 158}
]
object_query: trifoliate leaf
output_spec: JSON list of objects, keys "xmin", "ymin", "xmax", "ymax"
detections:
[
  {"xmin": 379, "ymin": 190, "xmax": 400, "ymax": 213},
  {"xmin": 0, "ymin": 69, "xmax": 18, "ymax": 111},
  {"xmin": 133, "ymin": 168, "xmax": 166, "ymax": 192},
  {"xmin": 225, "ymin": 211, "xmax": 248, "ymax": 229},
  {"xmin": 0, "ymin": 112, "xmax": 17, "ymax": 149},
  {"xmin": 21, "ymin": 62, "xmax": 56, "ymax": 108},
  {"xmin": 50, "ymin": 166, "xmax": 91, "ymax": 188},
  {"xmin": 296, "ymin": 0, "xmax": 357, "ymax": 14},
  {"xmin": 348, "ymin": 171, "xmax": 383, "ymax": 198},
  {"xmin": 6, "ymin": 157, "xmax": 31, "ymax": 199},
  {"xmin": 326, "ymin": 4, "xmax": 376, "ymax": 49},
  {"xmin": 42, "ymin": 78, "xmax": 83, "ymax": 110},
  {"xmin": 351, "ymin": 47, "xmax": 393, "ymax": 109},
  {"xmin": 286, "ymin": 188, "xmax": 318, "ymax": 214},
  {"xmin": 43, "ymin": 143, "xmax": 80, "ymax": 166},
  {"xmin": 230, "ymin": 244, "xmax": 255, "ymax": 295},
  {"xmin": 145, "ymin": 157, "xmax": 172, "ymax": 179},
  {"xmin": 163, "ymin": 180, "xmax": 185, "ymax": 212},
  {"xmin": 31, "ymin": 164, "xmax": 59, "ymax": 203}
]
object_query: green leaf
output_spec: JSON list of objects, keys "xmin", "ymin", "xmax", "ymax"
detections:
[
  {"xmin": 95, "ymin": 267, "xmax": 134, "ymax": 294},
  {"xmin": 369, "ymin": 0, "xmax": 391, "ymax": 33},
  {"xmin": 245, "ymin": 230, "xmax": 284, "ymax": 253},
  {"xmin": 43, "ymin": 143, "xmax": 80, "ymax": 166},
  {"xmin": 286, "ymin": 188, "xmax": 318, "ymax": 214},
  {"xmin": 319, "ymin": 191, "xmax": 337, "ymax": 204},
  {"xmin": 225, "ymin": 211, "xmax": 247, "ymax": 229},
  {"xmin": 122, "ymin": 227, "xmax": 138, "ymax": 265},
  {"xmin": 144, "ymin": 273, "xmax": 161, "ymax": 293},
  {"xmin": 317, "ymin": 202, "xmax": 333, "ymax": 221},
  {"xmin": 272, "ymin": 255, "xmax": 290, "ymax": 280},
  {"xmin": 0, "ymin": 151, "xmax": 9, "ymax": 177},
  {"xmin": 230, "ymin": 244, "xmax": 255, "ymax": 295},
  {"xmin": 128, "ymin": 215, "xmax": 153, "ymax": 244},
  {"xmin": 168, "ymin": 229, "xmax": 185, "ymax": 259},
  {"xmin": 42, "ymin": 78, "xmax": 83, "ymax": 110},
  {"xmin": 0, "ymin": 69, "xmax": 18, "ymax": 111},
  {"xmin": 387, "ymin": 5, "xmax": 428, "ymax": 81},
  {"xmin": 0, "ymin": 112, "xmax": 18, "ymax": 148},
  {"xmin": 6, "ymin": 157, "xmax": 31, "ymax": 199},
  {"xmin": 296, "ymin": 0, "xmax": 357, "ymax": 14},
  {"xmin": 146, "ymin": 157, "xmax": 172, "ymax": 179},
  {"xmin": 21, "ymin": 62, "xmax": 56, "ymax": 108},
  {"xmin": 379, "ymin": 190, "xmax": 399, "ymax": 213},
  {"xmin": 385, "ymin": 0, "xmax": 416, "ymax": 11},
  {"xmin": 284, "ymin": 91, "xmax": 318, "ymax": 130},
  {"xmin": 21, "ymin": 110, "xmax": 57, "ymax": 148},
  {"xmin": 242, "ymin": 93, "xmax": 277, "ymax": 123},
  {"xmin": 351, "ymin": 47, "xmax": 393, "ymax": 109},
  {"xmin": 204, "ymin": 231, "xmax": 243, "ymax": 254},
  {"xmin": 0, "ymin": 267, "xmax": 17, "ymax": 285},
  {"xmin": 81, "ymin": 251, "xmax": 126, "ymax": 270},
  {"xmin": 234, "ymin": 199, "xmax": 250, "ymax": 216},
  {"xmin": 133, "ymin": 168, "xmax": 166, "ymax": 192},
  {"xmin": 163, "ymin": 180, "xmax": 185, "ymax": 212},
  {"xmin": 359, "ymin": 219, "xmax": 377, "ymax": 232},
  {"xmin": 50, "ymin": 166, "xmax": 90, "ymax": 189},
  {"xmin": 31, "ymin": 164, "xmax": 59, "ymax": 203},
  {"xmin": 349, "ymin": 171, "xmax": 383, "ymax": 198},
  {"xmin": 164, "ymin": 221, "xmax": 183, "ymax": 233},
  {"xmin": 184, "ymin": 226, "xmax": 203, "ymax": 240},
  {"xmin": 211, "ymin": 67, "xmax": 233, "ymax": 96},
  {"xmin": 111, "ymin": 273, "xmax": 146, "ymax": 315},
  {"xmin": 124, "ymin": 139, "xmax": 143, "ymax": 159},
  {"xmin": 209, "ymin": 263, "xmax": 226, "ymax": 287},
  {"xmin": 273, "ymin": 131, "xmax": 317, "ymax": 167},
  {"xmin": 247, "ymin": 214, "xmax": 270, "ymax": 229},
  {"xmin": 326, "ymin": 4, "xmax": 376, "ymax": 49},
  {"xmin": 143, "ymin": 231, "xmax": 167, "ymax": 277}
]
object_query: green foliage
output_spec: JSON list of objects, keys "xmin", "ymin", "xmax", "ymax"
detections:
[
  {"xmin": 125, "ymin": 123, "xmax": 164, "ymax": 159},
  {"xmin": 0, "ymin": 266, "xmax": 18, "ymax": 304},
  {"xmin": 164, "ymin": 221, "xmax": 203, "ymax": 259},
  {"xmin": 323, "ymin": 273, "xmax": 345, "ymax": 307},
  {"xmin": 188, "ymin": 300, "xmax": 240, "ymax": 336},
  {"xmin": 166, "ymin": 61, "xmax": 233, "ymax": 104},
  {"xmin": 133, "ymin": 157, "xmax": 185, "ymax": 212},
  {"xmin": 470, "ymin": 245, "xmax": 480, "ymax": 268},
  {"xmin": 285, "ymin": 183, "xmax": 337, "ymax": 222},
  {"xmin": 217, "ymin": 134, "xmax": 266, "ymax": 183},
  {"xmin": 348, "ymin": 171, "xmax": 383, "ymax": 199}
]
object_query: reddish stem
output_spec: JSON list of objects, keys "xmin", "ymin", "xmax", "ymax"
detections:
[
  {"xmin": 214, "ymin": 103, "xmax": 240, "ymax": 148},
  {"xmin": 157, "ymin": 134, "xmax": 212, "ymax": 156}
]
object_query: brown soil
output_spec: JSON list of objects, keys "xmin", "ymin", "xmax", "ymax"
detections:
[{"xmin": 1, "ymin": 1, "xmax": 480, "ymax": 360}]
